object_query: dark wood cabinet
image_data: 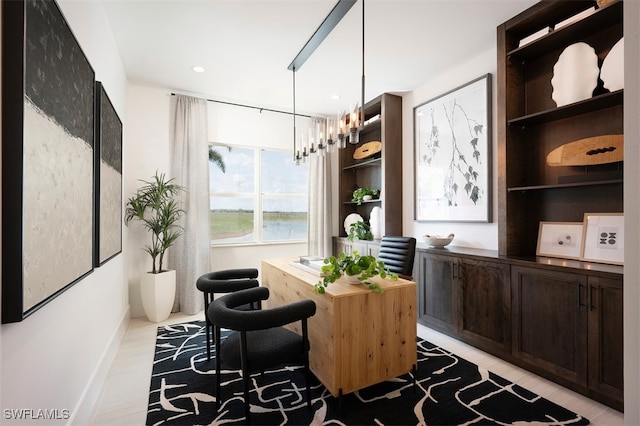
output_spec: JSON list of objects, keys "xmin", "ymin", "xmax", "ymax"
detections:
[
  {"xmin": 417, "ymin": 246, "xmax": 623, "ymax": 411},
  {"xmin": 497, "ymin": 0, "xmax": 624, "ymax": 257},
  {"xmin": 587, "ymin": 275, "xmax": 624, "ymax": 409},
  {"xmin": 458, "ymin": 258, "xmax": 510, "ymax": 356},
  {"xmin": 337, "ymin": 93, "xmax": 402, "ymax": 239},
  {"xmin": 417, "ymin": 251, "xmax": 456, "ymax": 334},
  {"xmin": 511, "ymin": 266, "xmax": 588, "ymax": 386},
  {"xmin": 417, "ymin": 249, "xmax": 510, "ymax": 356}
]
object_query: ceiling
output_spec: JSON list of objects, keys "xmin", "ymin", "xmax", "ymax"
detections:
[{"xmin": 102, "ymin": 0, "xmax": 539, "ymax": 116}]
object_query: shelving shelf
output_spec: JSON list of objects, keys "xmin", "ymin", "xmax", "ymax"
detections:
[
  {"xmin": 507, "ymin": 90, "xmax": 623, "ymax": 127},
  {"xmin": 507, "ymin": 0, "xmax": 622, "ymax": 61},
  {"xmin": 343, "ymin": 199, "xmax": 382, "ymax": 206},
  {"xmin": 507, "ymin": 178, "xmax": 623, "ymax": 192},
  {"xmin": 343, "ymin": 157, "xmax": 381, "ymax": 171}
]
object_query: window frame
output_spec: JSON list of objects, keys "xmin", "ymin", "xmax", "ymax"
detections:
[{"xmin": 209, "ymin": 143, "xmax": 308, "ymax": 246}]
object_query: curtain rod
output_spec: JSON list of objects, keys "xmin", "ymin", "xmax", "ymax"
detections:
[{"xmin": 171, "ymin": 93, "xmax": 311, "ymax": 118}]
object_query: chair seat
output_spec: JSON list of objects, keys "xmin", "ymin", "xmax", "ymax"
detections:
[{"xmin": 220, "ymin": 327, "xmax": 305, "ymax": 372}]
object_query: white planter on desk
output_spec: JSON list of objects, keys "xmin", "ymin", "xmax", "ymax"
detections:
[{"xmin": 140, "ymin": 270, "xmax": 176, "ymax": 322}]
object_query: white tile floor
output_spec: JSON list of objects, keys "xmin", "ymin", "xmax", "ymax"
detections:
[{"xmin": 89, "ymin": 312, "xmax": 624, "ymax": 425}]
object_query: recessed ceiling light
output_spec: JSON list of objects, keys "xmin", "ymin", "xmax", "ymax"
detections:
[
  {"xmin": 191, "ymin": 66, "xmax": 205, "ymax": 73},
  {"xmin": 330, "ymin": 94, "xmax": 341, "ymax": 100}
]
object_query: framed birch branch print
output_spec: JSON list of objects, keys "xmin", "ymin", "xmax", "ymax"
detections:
[{"xmin": 414, "ymin": 74, "xmax": 492, "ymax": 222}]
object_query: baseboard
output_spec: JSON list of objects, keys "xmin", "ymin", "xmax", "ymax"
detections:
[{"xmin": 69, "ymin": 306, "xmax": 130, "ymax": 425}]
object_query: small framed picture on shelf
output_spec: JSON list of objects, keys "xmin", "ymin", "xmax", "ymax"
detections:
[
  {"xmin": 581, "ymin": 213, "xmax": 624, "ymax": 265},
  {"xmin": 536, "ymin": 222, "xmax": 584, "ymax": 260}
]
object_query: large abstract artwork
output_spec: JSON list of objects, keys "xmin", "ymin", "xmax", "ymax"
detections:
[
  {"xmin": 94, "ymin": 82, "xmax": 123, "ymax": 266},
  {"xmin": 2, "ymin": 0, "xmax": 95, "ymax": 323},
  {"xmin": 414, "ymin": 74, "xmax": 492, "ymax": 222}
]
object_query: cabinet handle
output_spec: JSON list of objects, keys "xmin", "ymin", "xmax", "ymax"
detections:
[
  {"xmin": 452, "ymin": 263, "xmax": 457, "ymax": 280},
  {"xmin": 577, "ymin": 282, "xmax": 585, "ymax": 308},
  {"xmin": 589, "ymin": 285, "xmax": 595, "ymax": 311}
]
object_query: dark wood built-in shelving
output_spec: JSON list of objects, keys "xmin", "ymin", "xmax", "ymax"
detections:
[
  {"xmin": 337, "ymin": 93, "xmax": 402, "ymax": 238},
  {"xmin": 494, "ymin": 0, "xmax": 624, "ymax": 411},
  {"xmin": 498, "ymin": 0, "xmax": 624, "ymax": 258}
]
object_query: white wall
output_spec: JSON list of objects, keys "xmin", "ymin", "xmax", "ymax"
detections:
[
  {"xmin": 402, "ymin": 48, "xmax": 499, "ymax": 250},
  {"xmin": 123, "ymin": 89, "xmax": 309, "ymax": 316},
  {"xmin": 0, "ymin": 1, "xmax": 128, "ymax": 424},
  {"xmin": 123, "ymin": 84, "xmax": 173, "ymax": 318},
  {"xmin": 623, "ymin": 1, "xmax": 640, "ymax": 422}
]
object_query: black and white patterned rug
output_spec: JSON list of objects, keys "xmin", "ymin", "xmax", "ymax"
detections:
[{"xmin": 146, "ymin": 320, "xmax": 589, "ymax": 425}]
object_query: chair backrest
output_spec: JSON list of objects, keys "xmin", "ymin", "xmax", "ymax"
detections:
[
  {"xmin": 377, "ymin": 236, "xmax": 417, "ymax": 278},
  {"xmin": 196, "ymin": 268, "xmax": 259, "ymax": 295},
  {"xmin": 209, "ymin": 287, "xmax": 316, "ymax": 332}
]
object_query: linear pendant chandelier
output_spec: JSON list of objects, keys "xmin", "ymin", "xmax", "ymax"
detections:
[{"xmin": 289, "ymin": 0, "xmax": 366, "ymax": 164}]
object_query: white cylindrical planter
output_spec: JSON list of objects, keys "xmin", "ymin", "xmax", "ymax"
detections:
[{"xmin": 140, "ymin": 270, "xmax": 176, "ymax": 323}]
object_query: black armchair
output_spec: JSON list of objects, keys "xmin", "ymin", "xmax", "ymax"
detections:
[
  {"xmin": 208, "ymin": 286, "xmax": 316, "ymax": 424},
  {"xmin": 196, "ymin": 268, "xmax": 259, "ymax": 360},
  {"xmin": 377, "ymin": 236, "xmax": 417, "ymax": 279}
]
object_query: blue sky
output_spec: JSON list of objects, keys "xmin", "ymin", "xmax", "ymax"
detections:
[{"xmin": 209, "ymin": 146, "xmax": 307, "ymax": 212}]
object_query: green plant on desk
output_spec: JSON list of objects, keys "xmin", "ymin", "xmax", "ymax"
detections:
[{"xmin": 313, "ymin": 251, "xmax": 397, "ymax": 295}]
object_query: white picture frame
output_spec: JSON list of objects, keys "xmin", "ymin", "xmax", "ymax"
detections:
[
  {"xmin": 536, "ymin": 221, "xmax": 584, "ymax": 260},
  {"xmin": 580, "ymin": 213, "xmax": 624, "ymax": 265}
]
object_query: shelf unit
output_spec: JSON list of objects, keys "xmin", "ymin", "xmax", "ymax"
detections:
[
  {"xmin": 337, "ymin": 93, "xmax": 402, "ymax": 238},
  {"xmin": 497, "ymin": 0, "xmax": 624, "ymax": 257}
]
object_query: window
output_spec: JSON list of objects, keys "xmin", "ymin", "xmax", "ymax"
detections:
[{"xmin": 209, "ymin": 144, "xmax": 308, "ymax": 245}]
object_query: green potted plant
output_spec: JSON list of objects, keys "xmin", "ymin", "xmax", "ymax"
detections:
[
  {"xmin": 348, "ymin": 220, "xmax": 373, "ymax": 241},
  {"xmin": 124, "ymin": 171, "xmax": 185, "ymax": 322},
  {"xmin": 313, "ymin": 251, "xmax": 397, "ymax": 295},
  {"xmin": 352, "ymin": 187, "xmax": 380, "ymax": 205}
]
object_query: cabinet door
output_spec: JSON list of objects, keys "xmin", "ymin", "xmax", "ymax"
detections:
[
  {"xmin": 511, "ymin": 266, "xmax": 587, "ymax": 386},
  {"xmin": 367, "ymin": 243, "xmax": 380, "ymax": 258},
  {"xmin": 458, "ymin": 258, "xmax": 510, "ymax": 356},
  {"xmin": 417, "ymin": 252, "xmax": 456, "ymax": 334},
  {"xmin": 334, "ymin": 240, "xmax": 351, "ymax": 255},
  {"xmin": 350, "ymin": 241, "xmax": 368, "ymax": 255},
  {"xmin": 588, "ymin": 276, "xmax": 623, "ymax": 409}
]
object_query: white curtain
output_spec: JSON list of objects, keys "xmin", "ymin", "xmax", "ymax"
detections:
[
  {"xmin": 169, "ymin": 95, "xmax": 211, "ymax": 314},
  {"xmin": 308, "ymin": 146, "xmax": 333, "ymax": 258}
]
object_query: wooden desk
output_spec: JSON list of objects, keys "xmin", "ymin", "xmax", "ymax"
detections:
[{"xmin": 261, "ymin": 257, "xmax": 417, "ymax": 397}]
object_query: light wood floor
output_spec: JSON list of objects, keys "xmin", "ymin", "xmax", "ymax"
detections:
[{"xmin": 89, "ymin": 312, "xmax": 624, "ymax": 425}]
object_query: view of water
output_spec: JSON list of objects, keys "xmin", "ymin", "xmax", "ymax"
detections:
[{"xmin": 213, "ymin": 220, "xmax": 307, "ymax": 244}]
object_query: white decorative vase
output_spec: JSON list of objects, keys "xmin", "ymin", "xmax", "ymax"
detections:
[
  {"xmin": 140, "ymin": 270, "xmax": 176, "ymax": 323},
  {"xmin": 370, "ymin": 206, "xmax": 382, "ymax": 240}
]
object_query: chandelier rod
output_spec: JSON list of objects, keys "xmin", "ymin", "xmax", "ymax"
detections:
[
  {"xmin": 287, "ymin": 0, "xmax": 357, "ymax": 72},
  {"xmin": 292, "ymin": 68, "xmax": 297, "ymax": 162},
  {"xmin": 360, "ymin": 0, "xmax": 365, "ymax": 128}
]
